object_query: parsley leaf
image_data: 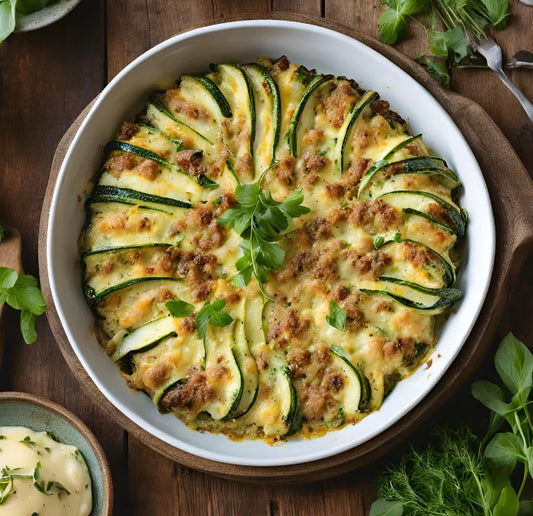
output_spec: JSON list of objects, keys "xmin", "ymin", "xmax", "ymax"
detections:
[
  {"xmin": 165, "ymin": 300, "xmax": 195, "ymax": 318},
  {"xmin": 378, "ymin": 0, "xmax": 430, "ymax": 45},
  {"xmin": 0, "ymin": 267, "xmax": 46, "ymax": 344},
  {"xmin": 195, "ymin": 299, "xmax": 233, "ymax": 340},
  {"xmin": 218, "ymin": 166, "xmax": 310, "ymax": 298},
  {"xmin": 326, "ymin": 301, "xmax": 347, "ymax": 330}
]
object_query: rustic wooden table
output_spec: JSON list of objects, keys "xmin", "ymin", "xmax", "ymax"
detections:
[{"xmin": 1, "ymin": 1, "xmax": 532, "ymax": 514}]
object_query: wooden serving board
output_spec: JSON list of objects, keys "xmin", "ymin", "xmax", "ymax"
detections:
[{"xmin": 38, "ymin": 14, "xmax": 533, "ymax": 484}]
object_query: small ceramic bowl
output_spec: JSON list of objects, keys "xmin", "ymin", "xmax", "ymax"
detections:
[
  {"xmin": 15, "ymin": 0, "xmax": 82, "ymax": 32},
  {"xmin": 0, "ymin": 391, "xmax": 112, "ymax": 515}
]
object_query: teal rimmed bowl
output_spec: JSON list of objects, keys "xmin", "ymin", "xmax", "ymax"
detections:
[{"xmin": 0, "ymin": 391, "xmax": 112, "ymax": 515}]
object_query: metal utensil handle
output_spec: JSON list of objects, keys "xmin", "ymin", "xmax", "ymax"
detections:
[{"xmin": 494, "ymin": 67, "xmax": 533, "ymax": 122}]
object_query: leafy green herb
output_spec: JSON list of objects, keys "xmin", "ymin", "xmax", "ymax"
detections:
[
  {"xmin": 325, "ymin": 301, "xmax": 346, "ymax": 330},
  {"xmin": 217, "ymin": 166, "xmax": 310, "ymax": 298},
  {"xmin": 371, "ymin": 333, "xmax": 533, "ymax": 516},
  {"xmin": 374, "ymin": 236, "xmax": 385, "ymax": 249},
  {"xmin": 0, "ymin": 466, "xmax": 33, "ymax": 505},
  {"xmin": 0, "ymin": 267, "xmax": 46, "ymax": 344},
  {"xmin": 195, "ymin": 298, "xmax": 233, "ymax": 340},
  {"xmin": 20, "ymin": 435, "xmax": 38, "ymax": 448},
  {"xmin": 377, "ymin": 0, "xmax": 511, "ymax": 88},
  {"xmin": 166, "ymin": 300, "xmax": 195, "ymax": 318}
]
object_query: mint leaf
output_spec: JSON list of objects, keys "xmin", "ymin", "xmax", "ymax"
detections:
[
  {"xmin": 6, "ymin": 275, "xmax": 46, "ymax": 315},
  {"xmin": 166, "ymin": 300, "xmax": 195, "ymax": 318},
  {"xmin": 326, "ymin": 300, "xmax": 346, "ymax": 330},
  {"xmin": 0, "ymin": 267, "xmax": 18, "ymax": 289},
  {"xmin": 429, "ymin": 28, "xmax": 469, "ymax": 62},
  {"xmin": 369, "ymin": 498, "xmax": 404, "ymax": 516},
  {"xmin": 495, "ymin": 332, "xmax": 533, "ymax": 402},
  {"xmin": 378, "ymin": 8, "xmax": 409, "ymax": 45},
  {"xmin": 20, "ymin": 310, "xmax": 37, "ymax": 344},
  {"xmin": 0, "ymin": 0, "xmax": 16, "ymax": 43}
]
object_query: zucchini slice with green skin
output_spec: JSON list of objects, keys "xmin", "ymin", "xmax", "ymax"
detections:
[
  {"xmin": 84, "ymin": 277, "xmax": 183, "ymax": 306},
  {"xmin": 257, "ymin": 299, "xmax": 303, "ymax": 436},
  {"xmin": 361, "ymin": 277, "xmax": 463, "ymax": 313},
  {"xmin": 377, "ymin": 190, "xmax": 466, "ymax": 238},
  {"xmin": 242, "ymin": 63, "xmax": 281, "ymax": 169},
  {"xmin": 358, "ymin": 156, "xmax": 461, "ymax": 200},
  {"xmin": 136, "ymin": 123, "xmax": 184, "ymax": 152},
  {"xmin": 333, "ymin": 90, "xmax": 378, "ymax": 174},
  {"xmin": 287, "ymin": 74, "xmax": 334, "ymax": 157},
  {"xmin": 171, "ymin": 74, "xmax": 232, "ymax": 144},
  {"xmin": 105, "ymin": 140, "xmax": 218, "ymax": 190},
  {"xmin": 203, "ymin": 323, "xmax": 244, "ymax": 420},
  {"xmin": 330, "ymin": 345, "xmax": 370, "ymax": 414},
  {"xmin": 211, "ymin": 64, "xmax": 256, "ymax": 177},
  {"xmin": 154, "ymin": 377, "xmax": 187, "ymax": 408},
  {"xmin": 84, "ymin": 245, "xmax": 181, "ymax": 300},
  {"xmin": 146, "ymin": 93, "xmax": 214, "ymax": 146},
  {"xmin": 84, "ymin": 203, "xmax": 185, "ymax": 252},
  {"xmin": 88, "ymin": 185, "xmax": 192, "ymax": 212},
  {"xmin": 377, "ymin": 239, "xmax": 456, "ymax": 288},
  {"xmin": 83, "ymin": 242, "xmax": 175, "ymax": 258},
  {"xmin": 228, "ymin": 309, "xmax": 259, "ymax": 419},
  {"xmin": 111, "ymin": 315, "xmax": 177, "ymax": 362}
]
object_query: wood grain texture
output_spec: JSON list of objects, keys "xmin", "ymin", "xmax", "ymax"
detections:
[{"xmin": 2, "ymin": 0, "xmax": 533, "ymax": 514}]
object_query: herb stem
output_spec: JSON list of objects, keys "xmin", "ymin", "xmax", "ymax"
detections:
[{"xmin": 518, "ymin": 462, "xmax": 529, "ymax": 499}]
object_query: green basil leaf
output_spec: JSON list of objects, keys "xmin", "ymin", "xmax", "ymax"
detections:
[
  {"xmin": 428, "ymin": 28, "xmax": 469, "ymax": 61},
  {"xmin": 166, "ymin": 300, "xmax": 195, "ymax": 318},
  {"xmin": 484, "ymin": 432, "xmax": 523, "ymax": 473},
  {"xmin": 6, "ymin": 275, "xmax": 46, "ymax": 314},
  {"xmin": 20, "ymin": 310, "xmax": 37, "ymax": 344},
  {"xmin": 471, "ymin": 380, "xmax": 511, "ymax": 416},
  {"xmin": 0, "ymin": 0, "xmax": 16, "ymax": 43},
  {"xmin": 369, "ymin": 498, "xmax": 404, "ymax": 516},
  {"xmin": 378, "ymin": 8, "xmax": 409, "ymax": 45},
  {"xmin": 0, "ymin": 267, "xmax": 18, "ymax": 289},
  {"xmin": 495, "ymin": 332, "xmax": 533, "ymax": 402},
  {"xmin": 493, "ymin": 486, "xmax": 519, "ymax": 516},
  {"xmin": 326, "ymin": 300, "xmax": 346, "ymax": 330}
]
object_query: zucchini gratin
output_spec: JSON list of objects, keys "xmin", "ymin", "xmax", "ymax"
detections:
[{"xmin": 81, "ymin": 57, "xmax": 467, "ymax": 441}]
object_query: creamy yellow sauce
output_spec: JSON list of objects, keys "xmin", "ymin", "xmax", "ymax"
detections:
[{"xmin": 0, "ymin": 427, "xmax": 92, "ymax": 516}]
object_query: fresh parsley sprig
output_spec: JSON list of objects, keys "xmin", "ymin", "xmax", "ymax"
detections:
[
  {"xmin": 217, "ymin": 167, "xmax": 310, "ymax": 298},
  {"xmin": 0, "ymin": 267, "xmax": 46, "ymax": 344},
  {"xmin": 166, "ymin": 298, "xmax": 233, "ymax": 340},
  {"xmin": 326, "ymin": 301, "xmax": 347, "ymax": 330},
  {"xmin": 371, "ymin": 333, "xmax": 533, "ymax": 516}
]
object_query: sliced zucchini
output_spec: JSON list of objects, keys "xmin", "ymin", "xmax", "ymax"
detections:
[
  {"xmin": 211, "ymin": 64, "xmax": 256, "ymax": 177},
  {"xmin": 111, "ymin": 315, "xmax": 177, "ymax": 361},
  {"xmin": 361, "ymin": 277, "xmax": 463, "ymax": 313},
  {"xmin": 88, "ymin": 185, "xmax": 192, "ymax": 212},
  {"xmin": 105, "ymin": 140, "xmax": 217, "ymax": 191},
  {"xmin": 229, "ymin": 308, "xmax": 259, "ymax": 418},
  {"xmin": 146, "ymin": 93, "xmax": 213, "ymax": 146},
  {"xmin": 287, "ymin": 74, "xmax": 334, "ymax": 157},
  {"xmin": 136, "ymin": 123, "xmax": 183, "ymax": 152},
  {"xmin": 358, "ymin": 156, "xmax": 461, "ymax": 200},
  {"xmin": 171, "ymin": 74, "xmax": 231, "ymax": 143},
  {"xmin": 83, "ymin": 243, "xmax": 174, "ymax": 258},
  {"xmin": 84, "ymin": 245, "xmax": 180, "ymax": 299},
  {"xmin": 203, "ymin": 323, "xmax": 243, "ymax": 420},
  {"xmin": 377, "ymin": 239, "xmax": 455, "ymax": 288},
  {"xmin": 153, "ymin": 376, "xmax": 187, "ymax": 408},
  {"xmin": 242, "ymin": 63, "xmax": 281, "ymax": 170},
  {"xmin": 330, "ymin": 345, "xmax": 370, "ymax": 414},
  {"xmin": 84, "ymin": 202, "xmax": 185, "ymax": 252},
  {"xmin": 333, "ymin": 90, "xmax": 378, "ymax": 174},
  {"xmin": 377, "ymin": 190, "xmax": 466, "ymax": 238},
  {"xmin": 84, "ymin": 276, "xmax": 183, "ymax": 306}
]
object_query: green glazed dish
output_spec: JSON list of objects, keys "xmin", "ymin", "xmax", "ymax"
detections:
[{"xmin": 0, "ymin": 391, "xmax": 112, "ymax": 515}]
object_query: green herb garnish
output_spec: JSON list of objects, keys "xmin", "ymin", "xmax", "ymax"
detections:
[
  {"xmin": 325, "ymin": 301, "xmax": 347, "ymax": 330},
  {"xmin": 377, "ymin": 0, "xmax": 511, "ymax": 88},
  {"xmin": 0, "ymin": 267, "xmax": 46, "ymax": 344},
  {"xmin": 166, "ymin": 298, "xmax": 233, "ymax": 340},
  {"xmin": 217, "ymin": 166, "xmax": 310, "ymax": 298},
  {"xmin": 371, "ymin": 333, "xmax": 533, "ymax": 515}
]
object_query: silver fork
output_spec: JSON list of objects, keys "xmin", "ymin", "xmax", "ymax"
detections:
[{"xmin": 471, "ymin": 36, "xmax": 533, "ymax": 122}]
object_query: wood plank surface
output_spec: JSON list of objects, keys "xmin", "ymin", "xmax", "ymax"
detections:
[{"xmin": 1, "ymin": 1, "xmax": 532, "ymax": 514}]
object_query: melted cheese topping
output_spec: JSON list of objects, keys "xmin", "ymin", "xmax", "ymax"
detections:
[
  {"xmin": 0, "ymin": 427, "xmax": 92, "ymax": 516},
  {"xmin": 82, "ymin": 57, "xmax": 465, "ymax": 442}
]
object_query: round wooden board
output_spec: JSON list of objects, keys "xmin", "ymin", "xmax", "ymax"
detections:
[{"xmin": 38, "ymin": 13, "xmax": 533, "ymax": 484}]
